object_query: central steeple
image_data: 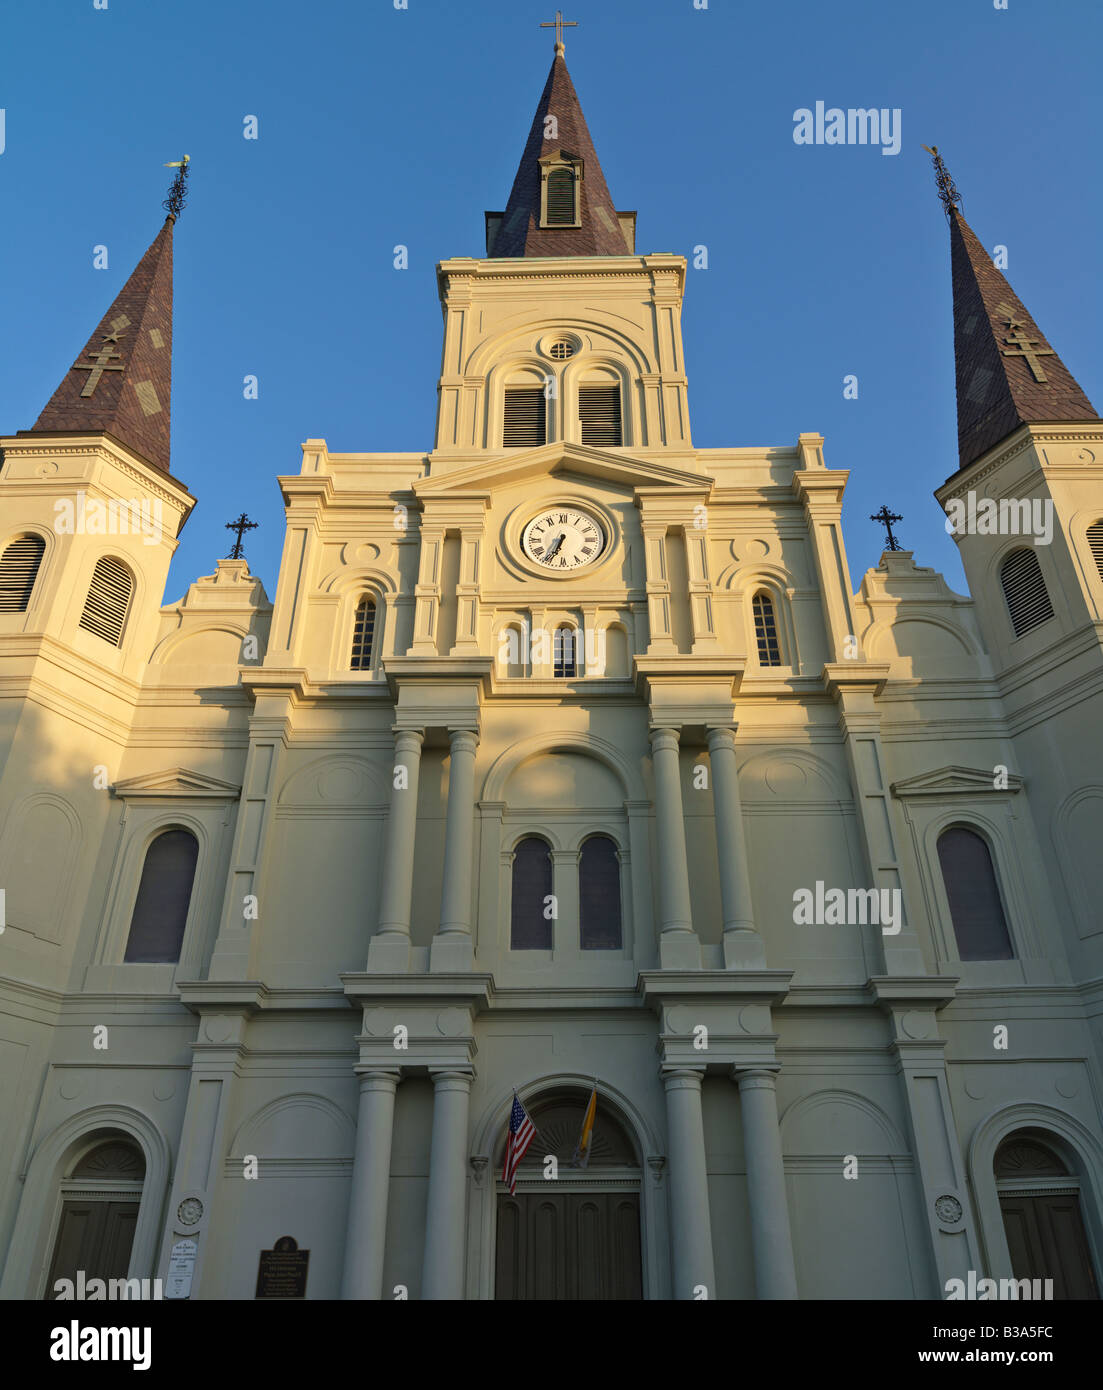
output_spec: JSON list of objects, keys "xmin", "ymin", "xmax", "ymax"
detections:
[{"xmin": 486, "ymin": 49, "xmax": 633, "ymax": 258}]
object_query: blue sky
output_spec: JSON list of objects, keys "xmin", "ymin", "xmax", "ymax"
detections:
[{"xmin": 1, "ymin": 0, "xmax": 1100, "ymax": 598}]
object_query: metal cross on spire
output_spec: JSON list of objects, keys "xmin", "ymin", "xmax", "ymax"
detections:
[
  {"xmin": 162, "ymin": 154, "xmax": 191, "ymax": 220},
  {"xmin": 871, "ymin": 505, "xmax": 904, "ymax": 552},
  {"xmin": 225, "ymin": 512, "xmax": 258, "ymax": 559},
  {"xmin": 540, "ymin": 10, "xmax": 577, "ymax": 53},
  {"xmin": 921, "ymin": 144, "xmax": 961, "ymax": 217}
]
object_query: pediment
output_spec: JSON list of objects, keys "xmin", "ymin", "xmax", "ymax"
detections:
[
  {"xmin": 416, "ymin": 442, "xmax": 710, "ymax": 499},
  {"xmin": 111, "ymin": 768, "xmax": 242, "ymax": 800},
  {"xmin": 890, "ymin": 765, "xmax": 1023, "ymax": 798}
]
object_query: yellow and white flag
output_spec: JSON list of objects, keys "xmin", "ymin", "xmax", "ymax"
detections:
[{"xmin": 572, "ymin": 1085, "xmax": 597, "ymax": 1168}]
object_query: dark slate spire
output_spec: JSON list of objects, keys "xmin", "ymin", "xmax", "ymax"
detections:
[
  {"xmin": 30, "ymin": 216, "xmax": 175, "ymax": 472},
  {"xmin": 934, "ymin": 149, "xmax": 1099, "ymax": 469},
  {"xmin": 489, "ymin": 52, "xmax": 630, "ymax": 258}
]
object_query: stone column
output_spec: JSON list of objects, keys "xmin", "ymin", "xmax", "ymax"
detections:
[
  {"xmin": 707, "ymin": 727, "xmax": 765, "ymax": 969},
  {"xmin": 650, "ymin": 727, "xmax": 699, "ymax": 967},
  {"xmin": 431, "ymin": 730, "xmax": 478, "ymax": 971},
  {"xmin": 342, "ymin": 1068, "xmax": 401, "ymax": 1300},
  {"xmin": 663, "ymin": 1067, "xmax": 716, "ymax": 1299},
  {"xmin": 734, "ymin": 1067, "xmax": 798, "ymax": 1299},
  {"xmin": 421, "ymin": 1069, "xmax": 473, "ymax": 1299},
  {"xmin": 368, "ymin": 728, "xmax": 423, "ymax": 971}
]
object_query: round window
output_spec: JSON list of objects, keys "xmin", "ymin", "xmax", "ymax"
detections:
[{"xmin": 549, "ymin": 340, "xmax": 574, "ymax": 360}]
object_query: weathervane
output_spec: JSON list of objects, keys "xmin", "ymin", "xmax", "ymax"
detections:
[
  {"xmin": 871, "ymin": 505, "xmax": 904, "ymax": 552},
  {"xmin": 225, "ymin": 512, "xmax": 258, "ymax": 559},
  {"xmin": 162, "ymin": 154, "xmax": 191, "ymax": 220},
  {"xmin": 922, "ymin": 144, "xmax": 961, "ymax": 217},
  {"xmin": 540, "ymin": 10, "xmax": 577, "ymax": 53}
]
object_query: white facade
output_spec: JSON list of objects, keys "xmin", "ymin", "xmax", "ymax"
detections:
[{"xmin": 2, "ymin": 81, "xmax": 1103, "ymax": 1304}]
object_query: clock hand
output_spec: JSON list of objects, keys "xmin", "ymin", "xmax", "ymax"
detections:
[{"xmin": 545, "ymin": 532, "xmax": 566, "ymax": 559}]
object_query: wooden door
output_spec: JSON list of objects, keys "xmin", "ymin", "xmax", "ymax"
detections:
[
  {"xmin": 46, "ymin": 1200, "xmax": 140, "ymax": 1297},
  {"xmin": 999, "ymin": 1192, "xmax": 1099, "ymax": 1299},
  {"xmin": 495, "ymin": 1191, "xmax": 643, "ymax": 1300}
]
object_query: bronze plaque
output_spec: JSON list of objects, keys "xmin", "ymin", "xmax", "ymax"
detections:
[{"xmin": 255, "ymin": 1235, "xmax": 310, "ymax": 1299}]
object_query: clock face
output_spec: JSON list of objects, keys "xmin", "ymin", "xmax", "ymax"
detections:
[{"xmin": 522, "ymin": 507, "xmax": 606, "ymax": 571}]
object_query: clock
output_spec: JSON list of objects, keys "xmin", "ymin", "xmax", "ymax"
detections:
[{"xmin": 522, "ymin": 505, "xmax": 606, "ymax": 571}]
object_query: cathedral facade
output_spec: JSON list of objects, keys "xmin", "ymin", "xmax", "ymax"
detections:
[{"xmin": 1, "ymin": 46, "xmax": 1102, "ymax": 1301}]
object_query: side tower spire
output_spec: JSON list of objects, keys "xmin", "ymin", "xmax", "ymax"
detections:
[
  {"xmin": 27, "ymin": 160, "xmax": 186, "ymax": 474},
  {"xmin": 927, "ymin": 145, "xmax": 1100, "ymax": 471}
]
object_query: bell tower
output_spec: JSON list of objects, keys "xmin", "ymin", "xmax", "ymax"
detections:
[{"xmin": 433, "ymin": 38, "xmax": 692, "ymax": 468}]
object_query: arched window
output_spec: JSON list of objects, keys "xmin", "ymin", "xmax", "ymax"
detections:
[
  {"xmin": 511, "ymin": 837, "xmax": 553, "ymax": 950},
  {"xmin": 936, "ymin": 826, "xmax": 1013, "ymax": 960},
  {"xmin": 752, "ymin": 591, "xmax": 782, "ymax": 666},
  {"xmin": 0, "ymin": 534, "xmax": 45, "ymax": 613},
  {"xmin": 123, "ymin": 828, "xmax": 199, "ymax": 963},
  {"xmin": 545, "ymin": 167, "xmax": 576, "ymax": 225},
  {"xmin": 1000, "ymin": 548, "xmax": 1054, "ymax": 638},
  {"xmin": 351, "ymin": 596, "xmax": 376, "ymax": 669},
  {"xmin": 553, "ymin": 626, "xmax": 577, "ymax": 678},
  {"xmin": 1087, "ymin": 520, "xmax": 1103, "ymax": 585},
  {"xmin": 579, "ymin": 835, "xmax": 622, "ymax": 949},
  {"xmin": 79, "ymin": 556, "xmax": 133, "ymax": 646}
]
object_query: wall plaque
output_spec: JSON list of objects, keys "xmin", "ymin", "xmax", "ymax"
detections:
[{"xmin": 255, "ymin": 1235, "xmax": 310, "ymax": 1299}]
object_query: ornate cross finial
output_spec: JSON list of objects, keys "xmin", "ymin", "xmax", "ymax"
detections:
[
  {"xmin": 922, "ymin": 144, "xmax": 961, "ymax": 217},
  {"xmin": 162, "ymin": 155, "xmax": 190, "ymax": 220},
  {"xmin": 871, "ymin": 505, "xmax": 904, "ymax": 552},
  {"xmin": 225, "ymin": 512, "xmax": 258, "ymax": 559},
  {"xmin": 540, "ymin": 10, "xmax": 577, "ymax": 54}
]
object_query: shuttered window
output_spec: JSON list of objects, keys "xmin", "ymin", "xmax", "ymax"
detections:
[
  {"xmin": 1000, "ymin": 548, "xmax": 1054, "ymax": 638},
  {"xmin": 351, "ymin": 596, "xmax": 376, "ymax": 669},
  {"xmin": 545, "ymin": 168, "xmax": 575, "ymax": 225},
  {"xmin": 503, "ymin": 387, "xmax": 547, "ymax": 447},
  {"xmin": 579, "ymin": 835, "xmax": 622, "ymax": 950},
  {"xmin": 937, "ymin": 826, "xmax": 1013, "ymax": 961},
  {"xmin": 1088, "ymin": 520, "xmax": 1103, "ymax": 584},
  {"xmin": 511, "ymin": 837, "xmax": 553, "ymax": 949},
  {"xmin": 123, "ymin": 828, "xmax": 199, "ymax": 963},
  {"xmin": 553, "ymin": 626, "xmax": 577, "ymax": 678},
  {"xmin": 752, "ymin": 592, "xmax": 782, "ymax": 666},
  {"xmin": 78, "ymin": 556, "xmax": 133, "ymax": 646},
  {"xmin": 579, "ymin": 385, "xmax": 622, "ymax": 446},
  {"xmin": 0, "ymin": 534, "xmax": 45, "ymax": 612}
]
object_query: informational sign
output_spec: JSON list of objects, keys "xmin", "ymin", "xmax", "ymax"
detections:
[
  {"xmin": 255, "ymin": 1235, "xmax": 310, "ymax": 1299},
  {"xmin": 165, "ymin": 1238, "xmax": 198, "ymax": 1300}
]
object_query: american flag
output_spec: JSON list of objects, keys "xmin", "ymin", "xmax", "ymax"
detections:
[{"xmin": 502, "ymin": 1092, "xmax": 536, "ymax": 1195}]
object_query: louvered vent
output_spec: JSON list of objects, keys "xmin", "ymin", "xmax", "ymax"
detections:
[
  {"xmin": 579, "ymin": 385, "xmax": 622, "ymax": 446},
  {"xmin": 503, "ymin": 387, "xmax": 546, "ymax": 447},
  {"xmin": 79, "ymin": 556, "xmax": 133, "ymax": 646},
  {"xmin": 546, "ymin": 168, "xmax": 575, "ymax": 226},
  {"xmin": 1088, "ymin": 520, "xmax": 1103, "ymax": 584},
  {"xmin": 1000, "ymin": 548, "xmax": 1054, "ymax": 638},
  {"xmin": 0, "ymin": 535, "xmax": 45, "ymax": 613}
]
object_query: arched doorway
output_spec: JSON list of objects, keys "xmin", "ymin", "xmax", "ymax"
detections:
[
  {"xmin": 494, "ymin": 1091, "xmax": 643, "ymax": 1300},
  {"xmin": 996, "ymin": 1133, "xmax": 1099, "ymax": 1298},
  {"xmin": 45, "ymin": 1137, "xmax": 146, "ymax": 1298}
]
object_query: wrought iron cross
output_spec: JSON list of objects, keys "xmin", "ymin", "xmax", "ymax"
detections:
[
  {"xmin": 871, "ymin": 505, "xmax": 904, "ymax": 552},
  {"xmin": 540, "ymin": 10, "xmax": 577, "ymax": 49},
  {"xmin": 1001, "ymin": 319, "xmax": 1056, "ymax": 383},
  {"xmin": 922, "ymin": 144, "xmax": 961, "ymax": 217},
  {"xmin": 162, "ymin": 155, "xmax": 190, "ymax": 220},
  {"xmin": 225, "ymin": 512, "xmax": 258, "ymax": 559}
]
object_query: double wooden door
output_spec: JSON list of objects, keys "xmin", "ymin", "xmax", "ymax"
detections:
[
  {"xmin": 46, "ymin": 1200, "xmax": 140, "ymax": 1297},
  {"xmin": 999, "ymin": 1191, "xmax": 1099, "ymax": 1299},
  {"xmin": 495, "ymin": 1191, "xmax": 643, "ymax": 1300}
]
